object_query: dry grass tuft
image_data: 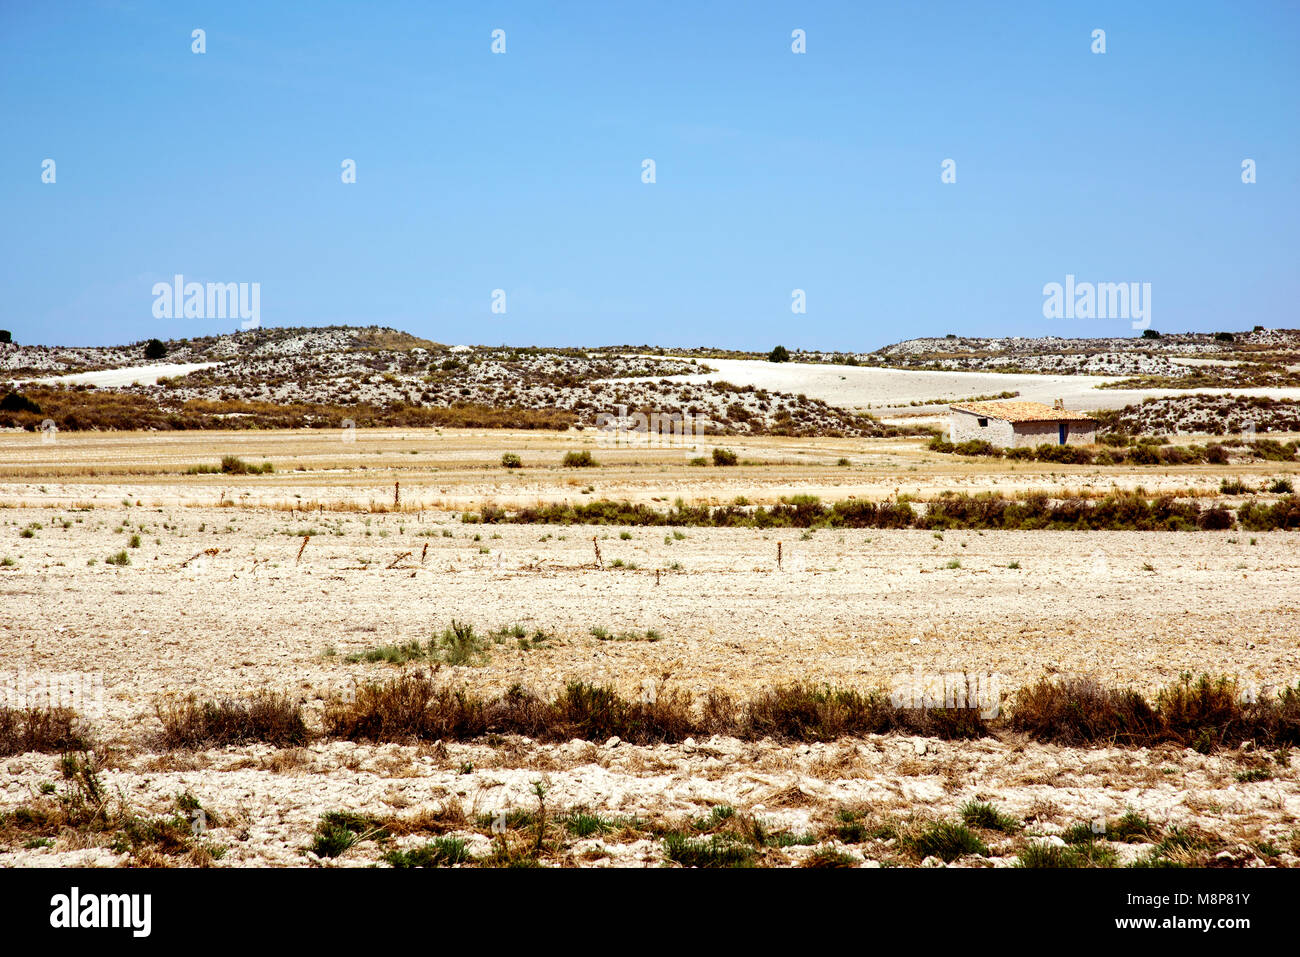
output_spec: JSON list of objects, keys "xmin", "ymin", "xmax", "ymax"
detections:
[
  {"xmin": 1011, "ymin": 678, "xmax": 1160, "ymax": 746},
  {"xmin": 0, "ymin": 706, "xmax": 94, "ymax": 756},
  {"xmin": 1014, "ymin": 674, "xmax": 1300, "ymax": 751},
  {"xmin": 154, "ymin": 692, "xmax": 312, "ymax": 749},
  {"xmin": 380, "ymin": 799, "xmax": 468, "ymax": 836}
]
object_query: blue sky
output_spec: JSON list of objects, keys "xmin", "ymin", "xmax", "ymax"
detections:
[{"xmin": 2, "ymin": 1, "xmax": 1297, "ymax": 350}]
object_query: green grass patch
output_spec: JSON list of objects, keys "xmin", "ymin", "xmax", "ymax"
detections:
[
  {"xmin": 663, "ymin": 833, "xmax": 756, "ymax": 868},
  {"xmin": 900, "ymin": 821, "xmax": 988, "ymax": 862},
  {"xmin": 384, "ymin": 836, "xmax": 473, "ymax": 867}
]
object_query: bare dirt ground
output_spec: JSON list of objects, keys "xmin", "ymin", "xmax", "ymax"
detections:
[{"xmin": 2, "ymin": 429, "xmax": 1298, "ymax": 867}]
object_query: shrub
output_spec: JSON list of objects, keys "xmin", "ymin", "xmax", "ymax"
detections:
[
  {"xmin": 155, "ymin": 692, "xmax": 311, "ymax": 748},
  {"xmin": 562, "ymin": 450, "xmax": 596, "ymax": 467},
  {"xmin": 219, "ymin": 456, "xmax": 273, "ymax": 475},
  {"xmin": 925, "ymin": 435, "xmax": 1239, "ymax": 469},
  {"xmin": 1251, "ymin": 439, "xmax": 1297, "ymax": 462},
  {"xmin": 1155, "ymin": 675, "xmax": 1248, "ymax": 752},
  {"xmin": 1197, "ymin": 506, "xmax": 1233, "ymax": 530},
  {"xmin": 501, "ymin": 453, "xmax": 522, "ymax": 469},
  {"xmin": 1238, "ymin": 495, "xmax": 1300, "ymax": 531},
  {"xmin": 741, "ymin": 684, "xmax": 896, "ymax": 741},
  {"xmin": 433, "ymin": 621, "xmax": 489, "ymax": 666},
  {"xmin": 549, "ymin": 682, "xmax": 697, "ymax": 743},
  {"xmin": 711, "ymin": 448, "xmax": 739, "ymax": 466},
  {"xmin": 1033, "ymin": 443, "xmax": 1094, "ymax": 465},
  {"xmin": 1205, "ymin": 444, "xmax": 1230, "ymax": 464},
  {"xmin": 1011, "ymin": 678, "xmax": 1159, "ymax": 746},
  {"xmin": 1012, "ymin": 674, "xmax": 1300, "ymax": 750},
  {"xmin": 0, "ymin": 392, "xmax": 41, "ymax": 415},
  {"xmin": 326, "ymin": 673, "xmax": 484, "ymax": 742},
  {"xmin": 0, "ymin": 706, "xmax": 94, "ymax": 756},
  {"xmin": 953, "ymin": 440, "xmax": 997, "ymax": 457}
]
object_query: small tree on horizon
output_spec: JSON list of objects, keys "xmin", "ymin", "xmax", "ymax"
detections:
[
  {"xmin": 768, "ymin": 345, "xmax": 790, "ymax": 363},
  {"xmin": 144, "ymin": 338, "xmax": 167, "ymax": 360},
  {"xmin": 0, "ymin": 330, "xmax": 11, "ymax": 344}
]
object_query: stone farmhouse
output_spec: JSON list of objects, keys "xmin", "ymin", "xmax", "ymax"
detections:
[{"xmin": 948, "ymin": 400, "xmax": 1097, "ymax": 448}]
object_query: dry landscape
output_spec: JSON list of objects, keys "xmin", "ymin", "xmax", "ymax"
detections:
[
  {"xmin": 1, "ymin": 390, "xmax": 1298, "ymax": 868},
  {"xmin": 7, "ymin": 9, "xmax": 1296, "ymax": 942}
]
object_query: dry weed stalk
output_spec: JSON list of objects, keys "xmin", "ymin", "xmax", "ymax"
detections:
[{"xmin": 180, "ymin": 547, "xmax": 219, "ymax": 569}]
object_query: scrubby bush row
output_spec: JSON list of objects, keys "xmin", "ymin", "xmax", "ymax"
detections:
[
  {"xmin": 928, "ymin": 435, "xmax": 1299, "ymax": 465},
  {"xmin": 187, "ymin": 455, "xmax": 274, "ymax": 475},
  {"xmin": 154, "ymin": 692, "xmax": 311, "ymax": 749},
  {"xmin": 0, "ymin": 706, "xmax": 94, "ymax": 756},
  {"xmin": 1012, "ymin": 675, "xmax": 1300, "ymax": 752},
  {"xmin": 7, "ymin": 672, "xmax": 1300, "ymax": 755},
  {"xmin": 470, "ymin": 491, "xmax": 1300, "ymax": 531},
  {"xmin": 0, "ymin": 386, "xmax": 577, "ymax": 432},
  {"xmin": 323, "ymin": 672, "xmax": 1300, "ymax": 751},
  {"xmin": 1096, "ymin": 394, "xmax": 1300, "ymax": 437},
  {"xmin": 323, "ymin": 675, "xmax": 986, "ymax": 745}
]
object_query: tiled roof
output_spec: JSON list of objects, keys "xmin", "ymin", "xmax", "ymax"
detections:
[{"xmin": 949, "ymin": 400, "xmax": 1097, "ymax": 423}]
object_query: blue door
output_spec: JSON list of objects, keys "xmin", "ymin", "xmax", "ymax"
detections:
[{"xmin": 1058, "ymin": 423, "xmax": 1067, "ymax": 445}]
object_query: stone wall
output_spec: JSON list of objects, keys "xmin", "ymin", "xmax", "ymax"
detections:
[
  {"xmin": 949, "ymin": 410, "xmax": 1097, "ymax": 448},
  {"xmin": 1010, "ymin": 420, "xmax": 1097, "ymax": 447},
  {"xmin": 949, "ymin": 409, "xmax": 1015, "ymax": 446}
]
